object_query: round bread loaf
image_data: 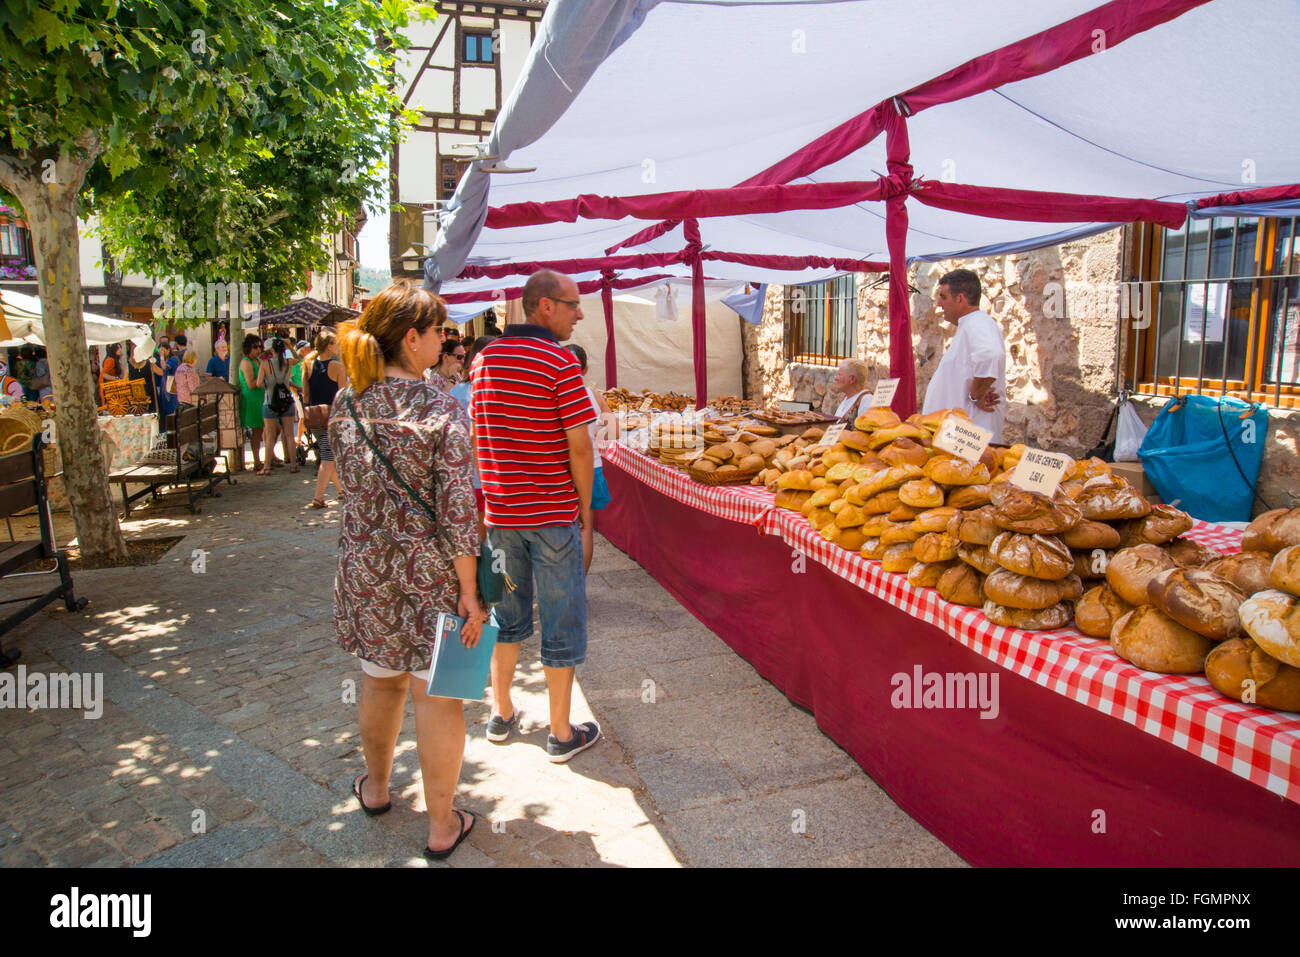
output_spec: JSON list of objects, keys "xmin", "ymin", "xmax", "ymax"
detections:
[
  {"xmin": 989, "ymin": 483, "xmax": 1082, "ymax": 535},
  {"xmin": 1074, "ymin": 548, "xmax": 1114, "ymax": 580},
  {"xmin": 1203, "ymin": 550, "xmax": 1273, "ymax": 594},
  {"xmin": 888, "ymin": 503, "xmax": 924, "ymax": 523},
  {"xmin": 913, "ymin": 531, "xmax": 959, "ymax": 564},
  {"xmin": 774, "ymin": 488, "xmax": 812, "ymax": 511},
  {"xmin": 860, "ymin": 537, "xmax": 888, "ymax": 560},
  {"xmin": 923, "ymin": 456, "xmax": 991, "ymax": 486},
  {"xmin": 956, "ymin": 543, "xmax": 999, "ymax": 576},
  {"xmin": 838, "ymin": 429, "xmax": 875, "ymax": 453},
  {"xmin": 911, "ymin": 506, "xmax": 959, "ymax": 533},
  {"xmin": 1166, "ymin": 537, "xmax": 1221, "ymax": 568},
  {"xmin": 982, "ymin": 600, "xmax": 1072, "ymax": 631},
  {"xmin": 1105, "ymin": 543, "xmax": 1177, "ymax": 606},
  {"xmin": 1111, "ymin": 605, "xmax": 1214, "ymax": 674},
  {"xmin": 833, "ymin": 504, "xmax": 867, "ymax": 528},
  {"xmin": 806, "ymin": 506, "xmax": 835, "ymax": 530},
  {"xmin": 1205, "ymin": 637, "xmax": 1300, "ymax": 711},
  {"xmin": 945, "ymin": 484, "xmax": 992, "ymax": 509},
  {"xmin": 1073, "ymin": 583, "xmax": 1135, "ymax": 639},
  {"xmin": 984, "ymin": 567, "xmax": 1078, "ymax": 609},
  {"xmin": 880, "ymin": 542, "xmax": 917, "ymax": 574},
  {"xmin": 908, "ymin": 560, "xmax": 957, "ymax": 589},
  {"xmin": 1118, "ymin": 504, "xmax": 1193, "ymax": 547},
  {"xmin": 868, "ymin": 423, "xmax": 929, "ymax": 450},
  {"xmin": 1076, "ymin": 478, "xmax": 1152, "ymax": 522},
  {"xmin": 854, "ymin": 408, "xmax": 902, "ymax": 432},
  {"xmin": 835, "ymin": 527, "xmax": 869, "ymax": 552},
  {"xmin": 1145, "ymin": 567, "xmax": 1247, "ymax": 641},
  {"xmin": 898, "ymin": 478, "xmax": 944, "ymax": 508},
  {"xmin": 947, "ymin": 505, "xmax": 1000, "ymax": 545},
  {"xmin": 1269, "ymin": 544, "xmax": 1300, "ymax": 597},
  {"xmin": 860, "ymin": 516, "xmax": 893, "ymax": 537},
  {"xmin": 1242, "ymin": 507, "xmax": 1300, "ymax": 554},
  {"xmin": 937, "ymin": 563, "xmax": 985, "ymax": 607},
  {"xmin": 988, "ymin": 532, "xmax": 1073, "ymax": 580},
  {"xmin": 880, "ymin": 522, "xmax": 921, "ymax": 544},
  {"xmin": 857, "ymin": 464, "xmax": 925, "ymax": 499},
  {"xmin": 863, "ymin": 489, "xmax": 903, "ymax": 515},
  {"xmin": 777, "ymin": 470, "xmax": 814, "ymax": 490},
  {"xmin": 1061, "ymin": 520, "xmax": 1122, "ymax": 550},
  {"xmin": 878, "ymin": 437, "xmax": 930, "ymax": 468},
  {"xmin": 1239, "ymin": 589, "xmax": 1300, "ymax": 668}
]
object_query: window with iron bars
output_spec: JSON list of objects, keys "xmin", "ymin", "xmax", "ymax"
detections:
[
  {"xmin": 1123, "ymin": 216, "xmax": 1300, "ymax": 409},
  {"xmin": 784, "ymin": 275, "xmax": 858, "ymax": 365}
]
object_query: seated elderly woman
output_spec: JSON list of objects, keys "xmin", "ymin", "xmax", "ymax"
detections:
[{"xmin": 830, "ymin": 357, "xmax": 872, "ymax": 423}]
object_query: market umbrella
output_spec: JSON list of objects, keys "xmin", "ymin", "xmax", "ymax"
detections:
[{"xmin": 0, "ymin": 289, "xmax": 153, "ymax": 348}]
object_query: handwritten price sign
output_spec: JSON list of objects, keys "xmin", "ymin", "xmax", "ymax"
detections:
[
  {"xmin": 1009, "ymin": 447, "xmax": 1070, "ymax": 496},
  {"xmin": 815, "ymin": 423, "xmax": 846, "ymax": 448},
  {"xmin": 870, "ymin": 378, "xmax": 900, "ymax": 409},
  {"xmin": 932, "ymin": 417, "xmax": 992, "ymax": 464}
]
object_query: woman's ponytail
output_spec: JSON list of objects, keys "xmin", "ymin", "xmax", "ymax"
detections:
[{"xmin": 338, "ymin": 322, "xmax": 384, "ymax": 394}]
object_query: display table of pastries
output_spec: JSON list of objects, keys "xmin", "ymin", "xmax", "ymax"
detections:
[{"xmin": 602, "ymin": 412, "xmax": 1300, "ymax": 807}]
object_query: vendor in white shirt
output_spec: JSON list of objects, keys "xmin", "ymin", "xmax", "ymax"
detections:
[
  {"xmin": 830, "ymin": 358, "xmax": 872, "ymax": 424},
  {"xmin": 921, "ymin": 268, "xmax": 1006, "ymax": 443}
]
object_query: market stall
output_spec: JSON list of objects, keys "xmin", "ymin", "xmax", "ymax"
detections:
[{"xmin": 594, "ymin": 428, "xmax": 1300, "ymax": 866}]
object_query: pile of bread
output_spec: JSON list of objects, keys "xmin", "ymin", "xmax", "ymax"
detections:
[
  {"xmin": 651, "ymin": 417, "xmax": 793, "ymax": 478},
  {"xmin": 753, "ymin": 405, "xmax": 834, "ymax": 425},
  {"xmin": 1074, "ymin": 508, "xmax": 1300, "ymax": 712},
  {"xmin": 603, "ymin": 389, "xmax": 695, "ymax": 412}
]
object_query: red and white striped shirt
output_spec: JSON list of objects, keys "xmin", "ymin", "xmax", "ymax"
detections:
[{"xmin": 469, "ymin": 325, "xmax": 597, "ymax": 528}]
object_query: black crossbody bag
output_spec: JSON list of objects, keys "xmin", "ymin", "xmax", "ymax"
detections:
[{"xmin": 344, "ymin": 393, "xmax": 512, "ymax": 604}]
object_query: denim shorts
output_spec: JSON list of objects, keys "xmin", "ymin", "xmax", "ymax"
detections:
[{"xmin": 488, "ymin": 522, "xmax": 587, "ymax": 668}]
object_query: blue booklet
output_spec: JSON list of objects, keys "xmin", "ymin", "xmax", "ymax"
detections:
[{"xmin": 426, "ymin": 612, "xmax": 499, "ymax": 701}]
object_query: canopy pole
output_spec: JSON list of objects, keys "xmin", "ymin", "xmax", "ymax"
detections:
[
  {"xmin": 684, "ymin": 218, "xmax": 707, "ymax": 409},
  {"xmin": 600, "ymin": 268, "xmax": 618, "ymax": 388},
  {"xmin": 884, "ymin": 107, "xmax": 917, "ymax": 419}
]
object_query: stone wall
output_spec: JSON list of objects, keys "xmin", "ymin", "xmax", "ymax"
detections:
[{"xmin": 751, "ymin": 230, "xmax": 1126, "ymax": 454}]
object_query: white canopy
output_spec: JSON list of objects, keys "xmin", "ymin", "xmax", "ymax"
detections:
[
  {"xmin": 0, "ymin": 289, "xmax": 153, "ymax": 350},
  {"xmin": 428, "ymin": 0, "xmax": 1300, "ymax": 296}
]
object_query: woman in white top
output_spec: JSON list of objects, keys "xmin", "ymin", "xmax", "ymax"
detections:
[
  {"xmin": 830, "ymin": 357, "xmax": 872, "ymax": 424},
  {"xmin": 566, "ymin": 344, "xmax": 611, "ymax": 573}
]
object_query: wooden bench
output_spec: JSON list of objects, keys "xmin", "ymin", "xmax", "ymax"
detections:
[
  {"xmin": 107, "ymin": 404, "xmax": 228, "ymax": 518},
  {"xmin": 0, "ymin": 435, "xmax": 88, "ymax": 668}
]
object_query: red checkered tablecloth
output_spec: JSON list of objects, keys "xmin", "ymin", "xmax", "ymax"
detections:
[
  {"xmin": 603, "ymin": 449, "xmax": 1300, "ymax": 805},
  {"xmin": 603, "ymin": 444, "xmax": 777, "ymax": 526}
]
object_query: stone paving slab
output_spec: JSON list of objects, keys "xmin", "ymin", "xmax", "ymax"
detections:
[{"xmin": 0, "ymin": 453, "xmax": 966, "ymax": 867}]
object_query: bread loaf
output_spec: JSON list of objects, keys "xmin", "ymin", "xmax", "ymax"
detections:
[
  {"xmin": 1073, "ymin": 583, "xmax": 1134, "ymax": 639},
  {"xmin": 878, "ymin": 438, "xmax": 929, "ymax": 469},
  {"xmin": 835, "ymin": 527, "xmax": 869, "ymax": 552},
  {"xmin": 988, "ymin": 532, "xmax": 1073, "ymax": 580},
  {"xmin": 838, "ymin": 430, "xmax": 875, "ymax": 453},
  {"xmin": 880, "ymin": 542, "xmax": 917, "ymax": 574},
  {"xmin": 833, "ymin": 504, "xmax": 867, "ymax": 528},
  {"xmin": 867, "ymin": 423, "xmax": 928, "ymax": 450},
  {"xmin": 1166, "ymin": 537, "xmax": 1221, "ymax": 568},
  {"xmin": 1076, "ymin": 477, "xmax": 1152, "ymax": 522},
  {"xmin": 908, "ymin": 560, "xmax": 957, "ymax": 589},
  {"xmin": 1105, "ymin": 544, "xmax": 1177, "ymax": 606},
  {"xmin": 854, "ymin": 408, "xmax": 901, "ymax": 432},
  {"xmin": 1204, "ymin": 550, "xmax": 1274, "ymax": 595},
  {"xmin": 856, "ymin": 464, "xmax": 925, "ymax": 500},
  {"xmin": 1269, "ymin": 544, "xmax": 1300, "ymax": 597},
  {"xmin": 777, "ymin": 470, "xmax": 814, "ymax": 490},
  {"xmin": 1074, "ymin": 548, "xmax": 1114, "ymax": 580},
  {"xmin": 936, "ymin": 564, "xmax": 984, "ymax": 607},
  {"xmin": 1239, "ymin": 589, "xmax": 1300, "ymax": 668},
  {"xmin": 774, "ymin": 488, "xmax": 812, "ymax": 511},
  {"xmin": 1061, "ymin": 520, "xmax": 1122, "ymax": 550},
  {"xmin": 888, "ymin": 503, "xmax": 924, "ymax": 523},
  {"xmin": 956, "ymin": 543, "xmax": 999, "ymax": 575},
  {"xmin": 923, "ymin": 456, "xmax": 991, "ymax": 486},
  {"xmin": 913, "ymin": 531, "xmax": 959, "ymax": 564},
  {"xmin": 982, "ymin": 600, "xmax": 1072, "ymax": 631},
  {"xmin": 862, "ymin": 489, "xmax": 903, "ymax": 515},
  {"xmin": 1111, "ymin": 605, "xmax": 1214, "ymax": 674},
  {"xmin": 898, "ymin": 478, "xmax": 944, "ymax": 508},
  {"xmin": 947, "ymin": 505, "xmax": 999, "ymax": 545},
  {"xmin": 860, "ymin": 537, "xmax": 888, "ymax": 561},
  {"xmin": 1205, "ymin": 637, "xmax": 1300, "ymax": 711},
  {"xmin": 1242, "ymin": 507, "xmax": 1300, "ymax": 554},
  {"xmin": 911, "ymin": 506, "xmax": 959, "ymax": 534},
  {"xmin": 984, "ymin": 567, "xmax": 1076, "ymax": 610},
  {"xmin": 1146, "ymin": 567, "xmax": 1247, "ymax": 641},
  {"xmin": 880, "ymin": 522, "xmax": 921, "ymax": 545},
  {"xmin": 989, "ymin": 483, "xmax": 1082, "ymax": 534},
  {"xmin": 945, "ymin": 484, "xmax": 992, "ymax": 509},
  {"xmin": 1117, "ymin": 504, "xmax": 1193, "ymax": 547}
]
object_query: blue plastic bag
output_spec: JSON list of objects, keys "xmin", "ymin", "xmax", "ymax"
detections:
[{"xmin": 1137, "ymin": 395, "xmax": 1268, "ymax": 523}]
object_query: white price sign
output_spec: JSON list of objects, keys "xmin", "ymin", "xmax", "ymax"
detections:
[
  {"xmin": 815, "ymin": 423, "xmax": 846, "ymax": 448},
  {"xmin": 638, "ymin": 397, "xmax": 654, "ymax": 412},
  {"xmin": 932, "ymin": 417, "xmax": 992, "ymax": 465},
  {"xmin": 1009, "ymin": 447, "xmax": 1070, "ymax": 496},
  {"xmin": 870, "ymin": 378, "xmax": 900, "ymax": 409}
]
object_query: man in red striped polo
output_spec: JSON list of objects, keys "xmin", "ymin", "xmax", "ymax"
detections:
[{"xmin": 469, "ymin": 270, "xmax": 601, "ymax": 763}]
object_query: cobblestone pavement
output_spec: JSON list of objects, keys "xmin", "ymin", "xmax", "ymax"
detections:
[{"xmin": 0, "ymin": 458, "xmax": 964, "ymax": 867}]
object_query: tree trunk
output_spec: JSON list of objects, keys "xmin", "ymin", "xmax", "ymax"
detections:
[{"xmin": 1, "ymin": 141, "xmax": 131, "ymax": 566}]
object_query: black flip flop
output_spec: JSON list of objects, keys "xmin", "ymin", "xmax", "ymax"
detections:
[
  {"xmin": 423, "ymin": 809, "xmax": 476, "ymax": 861},
  {"xmin": 353, "ymin": 773, "xmax": 391, "ymax": 816}
]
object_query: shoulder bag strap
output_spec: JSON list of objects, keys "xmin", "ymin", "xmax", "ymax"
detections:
[{"xmin": 345, "ymin": 392, "xmax": 443, "ymax": 529}]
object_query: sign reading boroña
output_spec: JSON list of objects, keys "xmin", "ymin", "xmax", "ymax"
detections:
[{"xmin": 933, "ymin": 416, "xmax": 992, "ymax": 464}]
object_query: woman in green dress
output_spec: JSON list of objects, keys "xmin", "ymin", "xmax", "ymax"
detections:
[{"xmin": 239, "ymin": 333, "xmax": 268, "ymax": 473}]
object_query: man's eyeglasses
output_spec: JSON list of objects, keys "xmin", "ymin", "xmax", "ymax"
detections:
[{"xmin": 546, "ymin": 296, "xmax": 581, "ymax": 309}]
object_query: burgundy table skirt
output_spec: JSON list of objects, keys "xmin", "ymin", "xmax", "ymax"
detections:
[{"xmin": 596, "ymin": 460, "xmax": 1300, "ymax": 866}]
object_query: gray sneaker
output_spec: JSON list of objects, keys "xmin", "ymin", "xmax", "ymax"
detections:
[
  {"xmin": 546, "ymin": 721, "xmax": 601, "ymax": 763},
  {"xmin": 485, "ymin": 710, "xmax": 519, "ymax": 743}
]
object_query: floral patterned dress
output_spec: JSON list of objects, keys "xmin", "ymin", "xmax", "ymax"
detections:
[{"xmin": 329, "ymin": 377, "xmax": 481, "ymax": 672}]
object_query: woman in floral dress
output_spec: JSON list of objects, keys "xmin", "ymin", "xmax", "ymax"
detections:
[{"xmin": 330, "ymin": 281, "xmax": 487, "ymax": 861}]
